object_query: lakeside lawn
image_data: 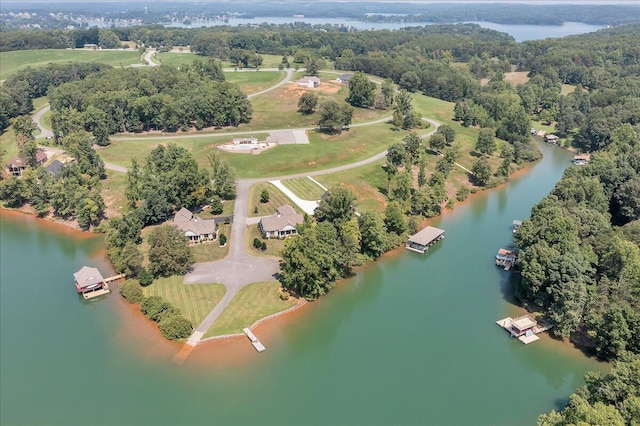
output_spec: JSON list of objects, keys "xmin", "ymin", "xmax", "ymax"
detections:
[
  {"xmin": 280, "ymin": 177, "xmax": 326, "ymax": 200},
  {"xmin": 0, "ymin": 49, "xmax": 142, "ymax": 80},
  {"xmin": 142, "ymin": 276, "xmax": 226, "ymax": 327},
  {"xmin": 203, "ymin": 281, "xmax": 297, "ymax": 338},
  {"xmin": 102, "ymin": 170, "xmax": 128, "ymax": 217},
  {"xmin": 190, "ymin": 226, "xmax": 231, "ymax": 263},
  {"xmin": 315, "ymin": 160, "xmax": 389, "ymax": 213},
  {"xmin": 248, "ymin": 182, "xmax": 297, "ymax": 217}
]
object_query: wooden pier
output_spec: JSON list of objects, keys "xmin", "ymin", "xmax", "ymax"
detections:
[
  {"xmin": 103, "ymin": 273, "xmax": 126, "ymax": 283},
  {"xmin": 243, "ymin": 328, "xmax": 266, "ymax": 352}
]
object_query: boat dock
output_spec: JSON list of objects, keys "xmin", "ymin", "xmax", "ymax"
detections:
[
  {"xmin": 243, "ymin": 327, "xmax": 266, "ymax": 352},
  {"xmin": 496, "ymin": 315, "xmax": 551, "ymax": 344},
  {"xmin": 103, "ymin": 273, "xmax": 126, "ymax": 283},
  {"xmin": 82, "ymin": 282, "xmax": 111, "ymax": 299},
  {"xmin": 406, "ymin": 226, "xmax": 445, "ymax": 254}
]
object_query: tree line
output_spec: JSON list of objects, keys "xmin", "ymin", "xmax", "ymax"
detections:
[{"xmin": 48, "ymin": 59, "xmax": 251, "ymax": 144}]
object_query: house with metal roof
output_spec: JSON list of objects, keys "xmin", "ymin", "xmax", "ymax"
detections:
[{"xmin": 406, "ymin": 226, "xmax": 445, "ymax": 254}]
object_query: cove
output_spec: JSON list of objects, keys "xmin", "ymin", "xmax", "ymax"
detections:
[{"xmin": 0, "ymin": 141, "xmax": 607, "ymax": 425}]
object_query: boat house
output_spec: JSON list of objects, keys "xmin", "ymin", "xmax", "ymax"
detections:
[
  {"xmin": 496, "ymin": 315, "xmax": 547, "ymax": 344},
  {"xmin": 545, "ymin": 134, "xmax": 559, "ymax": 145},
  {"xmin": 73, "ymin": 266, "xmax": 110, "ymax": 299},
  {"xmin": 496, "ymin": 248, "xmax": 517, "ymax": 270},
  {"xmin": 572, "ymin": 153, "xmax": 591, "ymax": 165},
  {"xmin": 512, "ymin": 220, "xmax": 522, "ymax": 233},
  {"xmin": 405, "ymin": 226, "xmax": 445, "ymax": 254}
]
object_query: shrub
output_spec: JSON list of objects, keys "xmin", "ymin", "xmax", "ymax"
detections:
[
  {"xmin": 279, "ymin": 290, "xmax": 290, "ymax": 301},
  {"xmin": 219, "ymin": 233, "xmax": 227, "ymax": 246},
  {"xmin": 158, "ymin": 315, "xmax": 193, "ymax": 340},
  {"xmin": 120, "ymin": 280, "xmax": 144, "ymax": 304},
  {"xmin": 210, "ymin": 195, "xmax": 223, "ymax": 215},
  {"xmin": 446, "ymin": 199, "xmax": 455, "ymax": 209},
  {"xmin": 456, "ymin": 186, "xmax": 470, "ymax": 201},
  {"xmin": 140, "ymin": 296, "xmax": 173, "ymax": 322},
  {"xmin": 254, "ymin": 206, "xmax": 258, "ymax": 214},
  {"xmin": 138, "ymin": 268, "xmax": 153, "ymax": 286},
  {"xmin": 260, "ymin": 189, "xmax": 270, "ymax": 203},
  {"xmin": 253, "ymin": 238, "xmax": 262, "ymax": 249},
  {"xmin": 261, "ymin": 241, "xmax": 267, "ymax": 251}
]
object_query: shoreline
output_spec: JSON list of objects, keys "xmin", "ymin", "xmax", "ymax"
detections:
[{"xmin": 1, "ymin": 146, "xmax": 548, "ymax": 366}]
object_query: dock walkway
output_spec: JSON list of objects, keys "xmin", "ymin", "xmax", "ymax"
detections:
[
  {"xmin": 243, "ymin": 328, "xmax": 266, "ymax": 352},
  {"xmin": 82, "ymin": 283, "xmax": 111, "ymax": 299}
]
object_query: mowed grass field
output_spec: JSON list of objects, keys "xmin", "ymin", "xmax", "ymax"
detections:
[
  {"xmin": 156, "ymin": 52, "xmax": 288, "ymax": 70},
  {"xmin": 204, "ymin": 281, "xmax": 297, "ymax": 337},
  {"xmin": 0, "ymin": 49, "xmax": 142, "ymax": 80},
  {"xmin": 248, "ymin": 182, "xmax": 297, "ymax": 217},
  {"xmin": 142, "ymin": 276, "xmax": 226, "ymax": 327},
  {"xmin": 281, "ymin": 177, "xmax": 326, "ymax": 200},
  {"xmin": 224, "ymin": 71, "xmax": 285, "ymax": 95}
]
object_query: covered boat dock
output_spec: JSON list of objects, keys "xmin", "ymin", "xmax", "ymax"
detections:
[{"xmin": 405, "ymin": 226, "xmax": 445, "ymax": 254}]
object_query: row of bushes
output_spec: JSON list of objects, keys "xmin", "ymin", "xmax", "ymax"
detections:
[
  {"xmin": 120, "ymin": 280, "xmax": 193, "ymax": 341},
  {"xmin": 253, "ymin": 238, "xmax": 267, "ymax": 251}
]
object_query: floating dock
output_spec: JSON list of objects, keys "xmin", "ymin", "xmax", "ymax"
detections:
[
  {"xmin": 406, "ymin": 226, "xmax": 445, "ymax": 254},
  {"xmin": 496, "ymin": 248, "xmax": 517, "ymax": 270},
  {"xmin": 243, "ymin": 327, "xmax": 266, "ymax": 352}
]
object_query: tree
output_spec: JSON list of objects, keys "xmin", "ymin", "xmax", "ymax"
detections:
[
  {"xmin": 385, "ymin": 201, "xmax": 407, "ymax": 235},
  {"xmin": 437, "ymin": 125, "xmax": 456, "ymax": 145},
  {"xmin": 429, "ymin": 133, "xmax": 446, "ymax": 152},
  {"xmin": 346, "ymin": 72, "xmax": 376, "ymax": 108},
  {"xmin": 403, "ymin": 133, "xmax": 422, "ymax": 164},
  {"xmin": 305, "ymin": 58, "xmax": 325, "ymax": 76},
  {"xmin": 381, "ymin": 78, "xmax": 395, "ymax": 108},
  {"xmin": 158, "ymin": 315, "xmax": 193, "ymax": 340},
  {"xmin": 358, "ymin": 211, "xmax": 388, "ymax": 259},
  {"xmin": 314, "ymin": 186, "xmax": 356, "ymax": 229},
  {"xmin": 476, "ymin": 128, "xmax": 496, "ymax": 155},
  {"xmin": 386, "ymin": 143, "xmax": 407, "ymax": 168},
  {"xmin": 297, "ymin": 92, "xmax": 318, "ymax": 115},
  {"xmin": 471, "ymin": 156, "xmax": 492, "ymax": 186},
  {"xmin": 98, "ymin": 29, "xmax": 120, "ymax": 49},
  {"xmin": 147, "ymin": 225, "xmax": 194, "ymax": 277},
  {"xmin": 260, "ymin": 189, "xmax": 270, "ymax": 203},
  {"xmin": 317, "ymin": 99, "xmax": 351, "ymax": 134}
]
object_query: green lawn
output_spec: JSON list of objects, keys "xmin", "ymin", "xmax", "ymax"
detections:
[
  {"xmin": 0, "ymin": 127, "xmax": 18, "ymax": 160},
  {"xmin": 281, "ymin": 177, "xmax": 326, "ymax": 200},
  {"xmin": 222, "ymin": 54, "xmax": 287, "ymax": 69},
  {"xmin": 0, "ymin": 49, "xmax": 142, "ymax": 80},
  {"xmin": 154, "ymin": 51, "xmax": 199, "ymax": 67},
  {"xmin": 248, "ymin": 182, "xmax": 296, "ymax": 217},
  {"xmin": 142, "ymin": 276, "xmax": 226, "ymax": 327},
  {"xmin": 102, "ymin": 169, "xmax": 128, "ymax": 217},
  {"xmin": 224, "ymin": 71, "xmax": 285, "ymax": 95},
  {"xmin": 204, "ymin": 281, "xmax": 297, "ymax": 337},
  {"xmin": 221, "ymin": 123, "xmax": 409, "ymax": 179},
  {"xmin": 315, "ymin": 161, "xmax": 389, "ymax": 213},
  {"xmin": 245, "ymin": 224, "xmax": 288, "ymax": 258},
  {"xmin": 190, "ymin": 225, "xmax": 231, "ymax": 262},
  {"xmin": 244, "ymin": 73, "xmax": 389, "ymax": 131}
]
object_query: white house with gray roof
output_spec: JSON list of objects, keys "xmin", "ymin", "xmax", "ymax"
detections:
[
  {"xmin": 259, "ymin": 205, "xmax": 304, "ymax": 239},
  {"xmin": 172, "ymin": 207, "xmax": 218, "ymax": 244}
]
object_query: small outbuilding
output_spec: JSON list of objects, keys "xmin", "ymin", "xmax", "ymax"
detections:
[
  {"xmin": 298, "ymin": 76, "xmax": 321, "ymax": 88},
  {"xmin": 406, "ymin": 226, "xmax": 445, "ymax": 254},
  {"xmin": 336, "ymin": 73, "xmax": 353, "ymax": 84}
]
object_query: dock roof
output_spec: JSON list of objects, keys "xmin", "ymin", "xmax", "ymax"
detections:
[
  {"xmin": 408, "ymin": 226, "xmax": 445, "ymax": 246},
  {"xmin": 73, "ymin": 266, "xmax": 104, "ymax": 289},
  {"xmin": 512, "ymin": 315, "xmax": 536, "ymax": 331}
]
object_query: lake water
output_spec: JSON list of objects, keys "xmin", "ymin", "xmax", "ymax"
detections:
[
  {"xmin": 168, "ymin": 18, "xmax": 603, "ymax": 42},
  {"xmin": 0, "ymin": 141, "xmax": 607, "ymax": 425}
]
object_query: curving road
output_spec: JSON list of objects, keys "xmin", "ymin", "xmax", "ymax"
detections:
[
  {"xmin": 183, "ymin": 117, "xmax": 441, "ymax": 346},
  {"xmin": 33, "ymin": 105, "xmax": 53, "ymax": 140}
]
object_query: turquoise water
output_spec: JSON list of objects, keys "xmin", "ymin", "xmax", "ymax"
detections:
[{"xmin": 0, "ymin": 141, "xmax": 607, "ymax": 425}]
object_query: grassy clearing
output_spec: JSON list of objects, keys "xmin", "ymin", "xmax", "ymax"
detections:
[
  {"xmin": 504, "ymin": 71, "xmax": 530, "ymax": 87},
  {"xmin": 248, "ymin": 182, "xmax": 296, "ymax": 217},
  {"xmin": 245, "ymin": 224, "xmax": 288, "ymax": 258},
  {"xmin": 204, "ymin": 281, "xmax": 297, "ymax": 337},
  {"xmin": 224, "ymin": 71, "xmax": 285, "ymax": 95},
  {"xmin": 0, "ymin": 49, "xmax": 142, "ymax": 80},
  {"xmin": 561, "ymin": 84, "xmax": 577, "ymax": 96},
  {"xmin": 244, "ymin": 74, "xmax": 389, "ymax": 131},
  {"xmin": 97, "ymin": 133, "xmax": 265, "ymax": 168},
  {"xmin": 101, "ymin": 170, "xmax": 128, "ymax": 217},
  {"xmin": 222, "ymin": 54, "xmax": 286, "ymax": 69},
  {"xmin": 142, "ymin": 276, "xmax": 225, "ymax": 326},
  {"xmin": 222, "ymin": 123, "xmax": 408, "ymax": 179},
  {"xmin": 281, "ymin": 177, "xmax": 326, "ymax": 200},
  {"xmin": 315, "ymin": 161, "xmax": 389, "ymax": 213},
  {"xmin": 155, "ymin": 51, "xmax": 199, "ymax": 67},
  {"xmin": 0, "ymin": 127, "xmax": 18, "ymax": 160}
]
